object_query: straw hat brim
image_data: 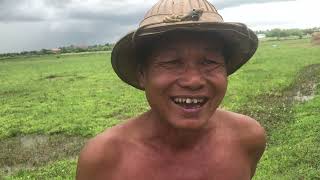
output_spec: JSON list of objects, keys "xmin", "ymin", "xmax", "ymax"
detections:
[{"xmin": 111, "ymin": 22, "xmax": 258, "ymax": 90}]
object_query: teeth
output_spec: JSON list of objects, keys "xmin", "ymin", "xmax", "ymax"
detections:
[{"xmin": 173, "ymin": 97, "xmax": 205, "ymax": 104}]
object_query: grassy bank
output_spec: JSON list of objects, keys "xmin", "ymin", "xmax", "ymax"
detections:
[
  {"xmin": 0, "ymin": 38, "xmax": 319, "ymax": 179},
  {"xmin": 254, "ymin": 64, "xmax": 320, "ymax": 179}
]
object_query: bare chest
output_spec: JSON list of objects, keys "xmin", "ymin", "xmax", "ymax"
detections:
[{"xmin": 113, "ymin": 144, "xmax": 251, "ymax": 180}]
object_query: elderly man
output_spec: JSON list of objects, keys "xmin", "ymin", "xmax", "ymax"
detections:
[{"xmin": 76, "ymin": 0, "xmax": 266, "ymax": 179}]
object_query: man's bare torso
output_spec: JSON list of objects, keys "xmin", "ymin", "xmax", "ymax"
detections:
[{"xmin": 76, "ymin": 109, "xmax": 265, "ymax": 180}]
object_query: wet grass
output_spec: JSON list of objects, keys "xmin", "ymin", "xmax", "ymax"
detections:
[
  {"xmin": 0, "ymin": 53, "xmax": 149, "ymax": 140},
  {"xmin": 231, "ymin": 63, "xmax": 320, "ymax": 179},
  {"xmin": 254, "ymin": 65, "xmax": 320, "ymax": 179},
  {"xmin": 0, "ymin": 135, "xmax": 86, "ymax": 176},
  {"xmin": 0, "ymin": 39, "xmax": 319, "ymax": 179},
  {"xmin": 0, "ymin": 52, "xmax": 149, "ymax": 179},
  {"xmin": 238, "ymin": 64, "xmax": 320, "ymax": 137}
]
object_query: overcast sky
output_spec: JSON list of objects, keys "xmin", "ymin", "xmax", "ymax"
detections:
[{"xmin": 0, "ymin": 0, "xmax": 319, "ymax": 53}]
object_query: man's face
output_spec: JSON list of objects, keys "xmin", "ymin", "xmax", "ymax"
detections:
[{"xmin": 138, "ymin": 33, "xmax": 228, "ymax": 130}]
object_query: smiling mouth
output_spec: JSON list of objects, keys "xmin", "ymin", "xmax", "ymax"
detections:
[{"xmin": 171, "ymin": 97, "xmax": 208, "ymax": 109}]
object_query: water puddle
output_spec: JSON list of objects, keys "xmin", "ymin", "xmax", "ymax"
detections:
[
  {"xmin": 0, "ymin": 134, "xmax": 87, "ymax": 176},
  {"xmin": 294, "ymin": 84, "xmax": 317, "ymax": 102},
  {"xmin": 20, "ymin": 135, "xmax": 49, "ymax": 148},
  {"xmin": 238, "ymin": 64, "xmax": 320, "ymax": 135},
  {"xmin": 290, "ymin": 64, "xmax": 320, "ymax": 103}
]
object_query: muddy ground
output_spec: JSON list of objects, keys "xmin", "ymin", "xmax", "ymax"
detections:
[
  {"xmin": 0, "ymin": 135, "xmax": 86, "ymax": 176},
  {"xmin": 0, "ymin": 63, "xmax": 319, "ymax": 177},
  {"xmin": 239, "ymin": 63, "xmax": 320, "ymax": 141}
]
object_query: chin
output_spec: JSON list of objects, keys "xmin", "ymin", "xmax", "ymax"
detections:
[
  {"xmin": 166, "ymin": 99, "xmax": 219, "ymax": 130},
  {"xmin": 149, "ymin": 95, "xmax": 220, "ymax": 130},
  {"xmin": 161, "ymin": 109, "xmax": 216, "ymax": 130}
]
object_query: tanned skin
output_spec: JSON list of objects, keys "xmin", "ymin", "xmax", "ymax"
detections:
[{"xmin": 76, "ymin": 32, "xmax": 266, "ymax": 180}]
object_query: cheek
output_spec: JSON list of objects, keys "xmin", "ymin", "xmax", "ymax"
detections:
[
  {"xmin": 209, "ymin": 70, "xmax": 228, "ymax": 93},
  {"xmin": 217, "ymin": 73, "xmax": 228, "ymax": 88},
  {"xmin": 144, "ymin": 68, "xmax": 176, "ymax": 91}
]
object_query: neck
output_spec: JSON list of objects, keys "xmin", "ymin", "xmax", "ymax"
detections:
[{"xmin": 144, "ymin": 110, "xmax": 214, "ymax": 151}]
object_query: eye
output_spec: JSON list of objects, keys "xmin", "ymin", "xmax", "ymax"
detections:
[
  {"xmin": 202, "ymin": 59, "xmax": 219, "ymax": 65},
  {"xmin": 154, "ymin": 59, "xmax": 182, "ymax": 69},
  {"xmin": 162, "ymin": 59, "xmax": 181, "ymax": 65}
]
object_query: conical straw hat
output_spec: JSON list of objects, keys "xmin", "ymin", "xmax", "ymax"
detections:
[{"xmin": 112, "ymin": 0, "xmax": 258, "ymax": 90}]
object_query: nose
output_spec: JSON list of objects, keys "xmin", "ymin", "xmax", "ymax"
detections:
[{"xmin": 177, "ymin": 65, "xmax": 205, "ymax": 90}]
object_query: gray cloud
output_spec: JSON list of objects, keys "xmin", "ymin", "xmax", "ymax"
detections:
[
  {"xmin": 0, "ymin": 20, "xmax": 135, "ymax": 53},
  {"xmin": 0, "ymin": 0, "xmax": 299, "ymax": 53},
  {"xmin": 64, "ymin": 9, "xmax": 144, "ymax": 26},
  {"xmin": 42, "ymin": 0, "xmax": 73, "ymax": 8},
  {"xmin": 211, "ymin": 0, "xmax": 295, "ymax": 9},
  {"xmin": 0, "ymin": 0, "xmax": 295, "ymax": 23}
]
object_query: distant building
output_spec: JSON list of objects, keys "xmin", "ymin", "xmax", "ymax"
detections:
[
  {"xmin": 257, "ymin": 34, "xmax": 266, "ymax": 39},
  {"xmin": 311, "ymin": 32, "xmax": 320, "ymax": 45},
  {"xmin": 51, "ymin": 48, "xmax": 61, "ymax": 53}
]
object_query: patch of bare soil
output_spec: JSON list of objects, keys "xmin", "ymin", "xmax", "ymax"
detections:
[
  {"xmin": 0, "ymin": 134, "xmax": 87, "ymax": 176},
  {"xmin": 238, "ymin": 64, "xmax": 320, "ymax": 138},
  {"xmin": 43, "ymin": 74, "xmax": 85, "ymax": 81},
  {"xmin": 289, "ymin": 64, "xmax": 319, "ymax": 102}
]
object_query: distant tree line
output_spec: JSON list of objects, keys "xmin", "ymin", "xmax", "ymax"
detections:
[
  {"xmin": 59, "ymin": 43, "xmax": 114, "ymax": 54},
  {"xmin": 0, "ymin": 43, "xmax": 114, "ymax": 59},
  {"xmin": 255, "ymin": 27, "xmax": 320, "ymax": 40},
  {"xmin": 2, "ymin": 27, "xmax": 320, "ymax": 59}
]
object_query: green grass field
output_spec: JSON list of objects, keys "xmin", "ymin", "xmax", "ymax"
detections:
[{"xmin": 0, "ymin": 39, "xmax": 319, "ymax": 179}]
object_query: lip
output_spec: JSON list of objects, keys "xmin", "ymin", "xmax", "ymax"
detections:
[
  {"xmin": 170, "ymin": 95, "xmax": 208, "ymax": 98},
  {"xmin": 169, "ymin": 95, "xmax": 209, "ymax": 114},
  {"xmin": 170, "ymin": 95, "xmax": 209, "ymax": 102}
]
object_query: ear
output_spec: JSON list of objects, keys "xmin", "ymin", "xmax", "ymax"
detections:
[{"xmin": 137, "ymin": 65, "xmax": 146, "ymax": 89}]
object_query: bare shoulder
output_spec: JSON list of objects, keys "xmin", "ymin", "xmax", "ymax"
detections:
[
  {"xmin": 215, "ymin": 109, "xmax": 266, "ymax": 177},
  {"xmin": 216, "ymin": 109, "xmax": 266, "ymax": 147},
  {"xmin": 76, "ymin": 131, "xmax": 119, "ymax": 179},
  {"xmin": 76, "ymin": 122, "xmax": 131, "ymax": 180}
]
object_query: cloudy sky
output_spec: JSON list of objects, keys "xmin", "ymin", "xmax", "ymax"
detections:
[{"xmin": 0, "ymin": 0, "xmax": 319, "ymax": 53}]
